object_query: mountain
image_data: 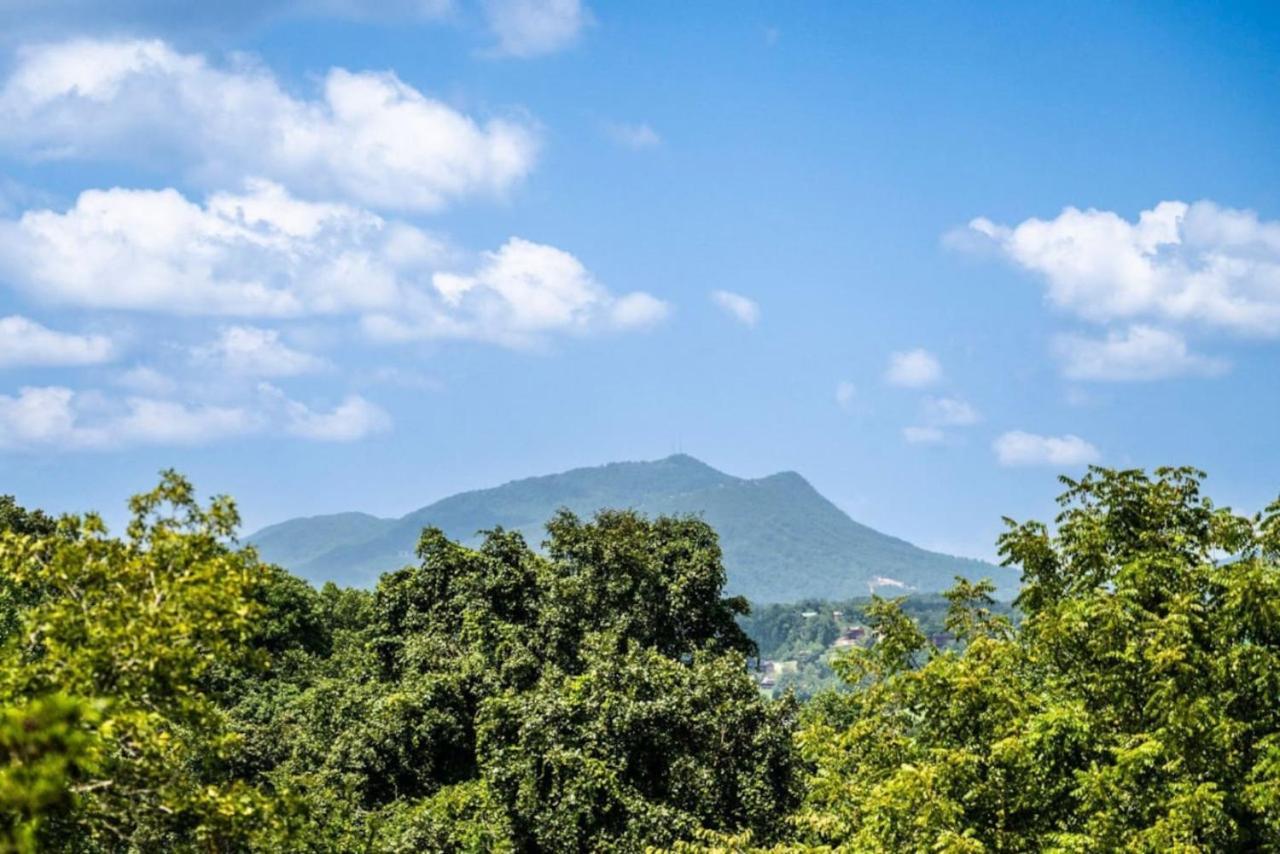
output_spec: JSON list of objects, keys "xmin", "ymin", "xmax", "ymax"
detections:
[{"xmin": 248, "ymin": 454, "xmax": 1013, "ymax": 602}]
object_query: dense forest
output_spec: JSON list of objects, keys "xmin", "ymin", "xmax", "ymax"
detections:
[{"xmin": 2, "ymin": 466, "xmax": 1280, "ymax": 851}]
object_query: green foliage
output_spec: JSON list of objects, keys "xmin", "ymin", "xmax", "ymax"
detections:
[
  {"xmin": 6, "ymin": 465, "xmax": 1278, "ymax": 852},
  {"xmin": 772, "ymin": 466, "xmax": 1280, "ymax": 852},
  {"xmin": 0, "ymin": 497, "xmax": 55, "ymax": 539},
  {"xmin": 0, "ymin": 471, "xmax": 296, "ymax": 851},
  {"xmin": 739, "ymin": 594, "xmax": 997, "ymax": 699},
  {"xmin": 0, "ymin": 694, "xmax": 104, "ymax": 852},
  {"xmin": 230, "ymin": 505, "xmax": 798, "ymax": 849},
  {"xmin": 480, "ymin": 638, "xmax": 799, "ymax": 851}
]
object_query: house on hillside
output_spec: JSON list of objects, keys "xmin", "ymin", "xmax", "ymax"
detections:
[{"xmin": 833, "ymin": 626, "xmax": 867, "ymax": 647}]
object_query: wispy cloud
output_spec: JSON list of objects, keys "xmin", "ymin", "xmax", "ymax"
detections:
[
  {"xmin": 993, "ymin": 431, "xmax": 1100, "ymax": 467},
  {"xmin": 710, "ymin": 290, "xmax": 760, "ymax": 327},
  {"xmin": 834, "ymin": 381, "xmax": 856, "ymax": 411},
  {"xmin": 922, "ymin": 396, "xmax": 979, "ymax": 426},
  {"xmin": 0, "ymin": 315, "xmax": 114, "ymax": 367},
  {"xmin": 604, "ymin": 122, "xmax": 661, "ymax": 150},
  {"xmin": 1053, "ymin": 325, "xmax": 1228, "ymax": 381},
  {"xmin": 0, "ymin": 383, "xmax": 389, "ymax": 450},
  {"xmin": 192, "ymin": 326, "xmax": 327, "ymax": 377},
  {"xmin": 902, "ymin": 425, "xmax": 944, "ymax": 445},
  {"xmin": 481, "ymin": 0, "xmax": 590, "ymax": 57}
]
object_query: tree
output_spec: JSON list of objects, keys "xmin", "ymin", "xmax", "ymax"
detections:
[
  {"xmin": 0, "ymin": 471, "xmax": 296, "ymax": 851},
  {"xmin": 246, "ymin": 510, "xmax": 798, "ymax": 850},
  {"xmin": 774, "ymin": 467, "xmax": 1280, "ymax": 852}
]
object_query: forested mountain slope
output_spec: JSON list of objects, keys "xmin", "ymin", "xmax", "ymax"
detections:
[{"xmin": 249, "ymin": 454, "xmax": 1009, "ymax": 601}]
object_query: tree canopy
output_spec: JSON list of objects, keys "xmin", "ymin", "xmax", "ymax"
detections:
[
  {"xmin": 2, "ymin": 465, "xmax": 1279, "ymax": 852},
  {"xmin": 770, "ymin": 466, "xmax": 1280, "ymax": 852}
]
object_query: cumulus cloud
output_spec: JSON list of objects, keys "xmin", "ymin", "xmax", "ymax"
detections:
[
  {"xmin": 902, "ymin": 425, "xmax": 944, "ymax": 445},
  {"xmin": 0, "ymin": 39, "xmax": 538, "ymax": 211},
  {"xmin": 0, "ymin": 180, "xmax": 417, "ymax": 316},
  {"xmin": 993, "ymin": 431, "xmax": 1100, "ymax": 467},
  {"xmin": 0, "ymin": 182, "xmax": 660, "ymax": 347},
  {"xmin": 482, "ymin": 0, "xmax": 589, "ymax": 57},
  {"xmin": 0, "ymin": 385, "xmax": 253, "ymax": 449},
  {"xmin": 710, "ymin": 290, "xmax": 760, "ymax": 327},
  {"xmin": 954, "ymin": 200, "xmax": 1280, "ymax": 336},
  {"xmin": 0, "ymin": 315, "xmax": 114, "ymax": 367},
  {"xmin": 365, "ymin": 237, "xmax": 668, "ymax": 346},
  {"xmin": 605, "ymin": 122, "xmax": 661, "ymax": 150},
  {"xmin": 0, "ymin": 383, "xmax": 388, "ymax": 449},
  {"xmin": 194, "ymin": 326, "xmax": 326, "ymax": 376},
  {"xmin": 884, "ymin": 348, "xmax": 941, "ymax": 387},
  {"xmin": 1054, "ymin": 324, "xmax": 1229, "ymax": 381}
]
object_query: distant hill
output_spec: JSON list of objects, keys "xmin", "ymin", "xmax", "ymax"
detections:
[{"xmin": 248, "ymin": 454, "xmax": 1014, "ymax": 602}]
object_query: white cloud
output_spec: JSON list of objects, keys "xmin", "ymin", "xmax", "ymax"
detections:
[
  {"xmin": 0, "ymin": 386, "xmax": 82, "ymax": 447},
  {"xmin": 835, "ymin": 381, "xmax": 856, "ymax": 411},
  {"xmin": 955, "ymin": 200, "xmax": 1280, "ymax": 336},
  {"xmin": 0, "ymin": 39, "xmax": 538, "ymax": 212},
  {"xmin": 903, "ymin": 425, "xmax": 944, "ymax": 445},
  {"xmin": 108, "ymin": 397, "xmax": 261, "ymax": 445},
  {"xmin": 0, "ymin": 315, "xmax": 114, "ymax": 367},
  {"xmin": 884, "ymin": 348, "xmax": 941, "ymax": 387},
  {"xmin": 922, "ymin": 395, "xmax": 980, "ymax": 426},
  {"xmin": 605, "ymin": 122, "xmax": 661, "ymax": 150},
  {"xmin": 0, "ymin": 385, "xmax": 253, "ymax": 449},
  {"xmin": 993, "ymin": 431, "xmax": 1100, "ymax": 467},
  {"xmin": 366, "ymin": 237, "xmax": 668, "ymax": 346},
  {"xmin": 114, "ymin": 365, "xmax": 176, "ymax": 395},
  {"xmin": 1054, "ymin": 324, "xmax": 1229, "ymax": 381},
  {"xmin": 0, "ymin": 183, "xmax": 660, "ymax": 347},
  {"xmin": 262, "ymin": 384, "xmax": 391, "ymax": 441},
  {"xmin": 0, "ymin": 383, "xmax": 389, "ymax": 449},
  {"xmin": 610, "ymin": 292, "xmax": 670, "ymax": 329},
  {"xmin": 710, "ymin": 290, "xmax": 760, "ymax": 327},
  {"xmin": 194, "ymin": 326, "xmax": 326, "ymax": 376},
  {"xmin": 482, "ymin": 0, "xmax": 589, "ymax": 57},
  {"xmin": 0, "ymin": 180, "xmax": 412, "ymax": 316}
]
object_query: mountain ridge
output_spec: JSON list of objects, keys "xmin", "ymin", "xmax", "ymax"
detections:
[{"xmin": 249, "ymin": 454, "xmax": 1013, "ymax": 601}]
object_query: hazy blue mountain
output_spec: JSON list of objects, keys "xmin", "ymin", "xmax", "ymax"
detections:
[{"xmin": 248, "ymin": 454, "xmax": 1013, "ymax": 601}]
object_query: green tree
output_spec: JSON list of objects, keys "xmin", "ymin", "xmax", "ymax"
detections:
[
  {"xmin": 770, "ymin": 467, "xmax": 1280, "ymax": 852},
  {"xmin": 246, "ymin": 510, "xmax": 798, "ymax": 851},
  {"xmin": 0, "ymin": 471, "xmax": 296, "ymax": 851}
]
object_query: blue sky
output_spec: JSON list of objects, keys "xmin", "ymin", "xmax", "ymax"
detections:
[{"xmin": 0, "ymin": 0, "xmax": 1277, "ymax": 560}]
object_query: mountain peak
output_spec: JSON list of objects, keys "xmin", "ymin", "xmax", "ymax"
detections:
[
  {"xmin": 658, "ymin": 452, "xmax": 718, "ymax": 469},
  {"xmin": 249, "ymin": 456, "xmax": 1009, "ymax": 601}
]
